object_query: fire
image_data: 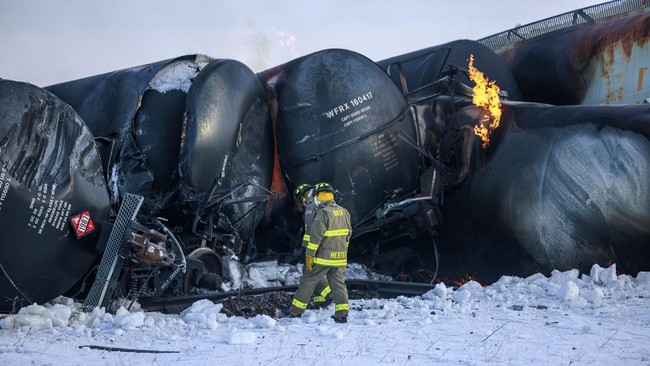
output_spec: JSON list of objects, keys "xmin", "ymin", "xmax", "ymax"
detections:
[
  {"xmin": 468, "ymin": 54, "xmax": 502, "ymax": 149},
  {"xmin": 436, "ymin": 273, "xmax": 487, "ymax": 288}
]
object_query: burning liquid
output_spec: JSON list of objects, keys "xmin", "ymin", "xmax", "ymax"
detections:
[{"xmin": 468, "ymin": 54, "xmax": 502, "ymax": 148}]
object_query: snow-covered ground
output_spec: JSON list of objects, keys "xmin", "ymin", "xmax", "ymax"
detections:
[{"xmin": 1, "ymin": 263, "xmax": 649, "ymax": 365}]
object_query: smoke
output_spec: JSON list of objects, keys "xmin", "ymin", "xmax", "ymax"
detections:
[
  {"xmin": 238, "ymin": 20, "xmax": 299, "ymax": 72},
  {"xmin": 276, "ymin": 30, "xmax": 297, "ymax": 48}
]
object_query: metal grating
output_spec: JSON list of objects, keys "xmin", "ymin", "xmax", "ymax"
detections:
[
  {"xmin": 83, "ymin": 194, "xmax": 143, "ymax": 311},
  {"xmin": 405, "ymin": 76, "xmax": 474, "ymax": 104},
  {"xmin": 478, "ymin": 0, "xmax": 649, "ymax": 52},
  {"xmin": 406, "ymin": 77, "xmax": 454, "ymax": 104},
  {"xmin": 420, "ymin": 167, "xmax": 441, "ymax": 205}
]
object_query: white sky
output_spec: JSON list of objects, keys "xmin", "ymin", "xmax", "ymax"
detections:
[{"xmin": 1, "ymin": 0, "xmax": 603, "ymax": 87}]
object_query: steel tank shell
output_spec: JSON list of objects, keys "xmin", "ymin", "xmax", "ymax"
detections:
[
  {"xmin": 264, "ymin": 49, "xmax": 420, "ymax": 225},
  {"xmin": 0, "ymin": 80, "xmax": 111, "ymax": 312},
  {"xmin": 377, "ymin": 39, "xmax": 522, "ymax": 101},
  {"xmin": 46, "ymin": 55, "xmax": 213, "ymax": 213},
  {"xmin": 182, "ymin": 59, "xmax": 273, "ymax": 239},
  {"xmin": 436, "ymin": 101, "xmax": 650, "ymax": 282}
]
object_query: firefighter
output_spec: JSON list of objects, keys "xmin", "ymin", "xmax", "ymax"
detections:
[
  {"xmin": 294, "ymin": 183, "xmax": 333, "ymax": 309},
  {"xmin": 288, "ymin": 182, "xmax": 352, "ymax": 323}
]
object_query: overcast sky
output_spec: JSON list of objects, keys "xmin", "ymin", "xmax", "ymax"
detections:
[{"xmin": 1, "ymin": 0, "xmax": 603, "ymax": 86}]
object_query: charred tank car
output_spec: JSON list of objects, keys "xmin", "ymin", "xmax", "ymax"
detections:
[
  {"xmin": 46, "ymin": 56, "xmax": 273, "ymax": 260},
  {"xmin": 465, "ymin": 103, "xmax": 650, "ymax": 279},
  {"xmin": 0, "ymin": 79, "xmax": 111, "ymax": 312},
  {"xmin": 257, "ymin": 49, "xmax": 443, "ymax": 276},
  {"xmin": 379, "ymin": 37, "xmax": 650, "ymax": 282},
  {"xmin": 379, "ymin": 39, "xmax": 523, "ymax": 102},
  {"xmin": 181, "ymin": 59, "xmax": 274, "ymax": 265},
  {"xmin": 378, "ymin": 39, "xmax": 523, "ymax": 191},
  {"xmin": 376, "ymin": 40, "xmax": 523, "ymax": 281},
  {"xmin": 46, "ymin": 55, "xmax": 214, "ymax": 214},
  {"xmin": 0, "ymin": 57, "xmax": 274, "ymax": 311}
]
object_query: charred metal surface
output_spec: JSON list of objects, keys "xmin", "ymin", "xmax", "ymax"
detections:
[
  {"xmin": 46, "ymin": 55, "xmax": 212, "ymax": 211},
  {"xmin": 46, "ymin": 56, "xmax": 272, "ymax": 250},
  {"xmin": 0, "ymin": 80, "xmax": 110, "ymax": 312},
  {"xmin": 377, "ymin": 40, "xmax": 522, "ymax": 102},
  {"xmin": 498, "ymin": 12, "xmax": 650, "ymax": 105},
  {"xmin": 133, "ymin": 88, "xmax": 187, "ymax": 211},
  {"xmin": 433, "ymin": 101, "xmax": 650, "ymax": 282},
  {"xmin": 0, "ymin": 58, "xmax": 275, "ymax": 313},
  {"xmin": 182, "ymin": 59, "xmax": 273, "ymax": 244},
  {"xmin": 45, "ymin": 56, "xmax": 206, "ymax": 141},
  {"xmin": 259, "ymin": 49, "xmax": 420, "ymax": 228},
  {"xmin": 255, "ymin": 50, "xmax": 440, "ymax": 262}
]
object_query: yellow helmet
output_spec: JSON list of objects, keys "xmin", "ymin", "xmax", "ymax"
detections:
[
  {"xmin": 293, "ymin": 183, "xmax": 313, "ymax": 201},
  {"xmin": 314, "ymin": 182, "xmax": 334, "ymax": 194}
]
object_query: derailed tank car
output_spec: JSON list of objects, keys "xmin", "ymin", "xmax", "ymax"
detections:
[
  {"xmin": 461, "ymin": 103, "xmax": 650, "ymax": 278},
  {"xmin": 379, "ymin": 39, "xmax": 523, "ymax": 102},
  {"xmin": 46, "ymin": 57, "xmax": 273, "ymax": 259},
  {"xmin": 377, "ymin": 37, "xmax": 650, "ymax": 282},
  {"xmin": 377, "ymin": 39, "xmax": 523, "ymax": 192},
  {"xmin": 181, "ymin": 59, "xmax": 274, "ymax": 265},
  {"xmin": 257, "ymin": 49, "xmax": 443, "ymax": 272},
  {"xmin": 0, "ymin": 57, "xmax": 274, "ymax": 312},
  {"xmin": 0, "ymin": 80, "xmax": 111, "ymax": 313},
  {"xmin": 373, "ymin": 40, "xmax": 523, "ymax": 279},
  {"xmin": 46, "ymin": 55, "xmax": 214, "ymax": 214}
]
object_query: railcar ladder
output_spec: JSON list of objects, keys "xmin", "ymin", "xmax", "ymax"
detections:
[{"xmin": 83, "ymin": 193, "xmax": 143, "ymax": 311}]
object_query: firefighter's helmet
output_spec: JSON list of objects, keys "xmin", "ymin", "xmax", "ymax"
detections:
[
  {"xmin": 314, "ymin": 182, "xmax": 334, "ymax": 194},
  {"xmin": 293, "ymin": 183, "xmax": 312, "ymax": 201}
]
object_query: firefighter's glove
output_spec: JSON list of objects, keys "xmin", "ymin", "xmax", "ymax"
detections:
[{"xmin": 305, "ymin": 255, "xmax": 314, "ymax": 271}]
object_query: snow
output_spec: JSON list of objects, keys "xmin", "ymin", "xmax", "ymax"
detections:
[
  {"xmin": 1, "ymin": 263, "xmax": 649, "ymax": 365},
  {"xmin": 148, "ymin": 55, "xmax": 212, "ymax": 94},
  {"xmin": 219, "ymin": 259, "xmax": 392, "ymax": 291}
]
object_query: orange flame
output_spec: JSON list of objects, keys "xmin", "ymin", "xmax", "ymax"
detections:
[
  {"xmin": 436, "ymin": 273, "xmax": 487, "ymax": 288},
  {"xmin": 468, "ymin": 54, "xmax": 502, "ymax": 149}
]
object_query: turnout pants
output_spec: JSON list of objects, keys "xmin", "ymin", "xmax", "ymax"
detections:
[
  {"xmin": 290, "ymin": 265, "xmax": 348, "ymax": 318},
  {"xmin": 305, "ymin": 263, "xmax": 331, "ymax": 305}
]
